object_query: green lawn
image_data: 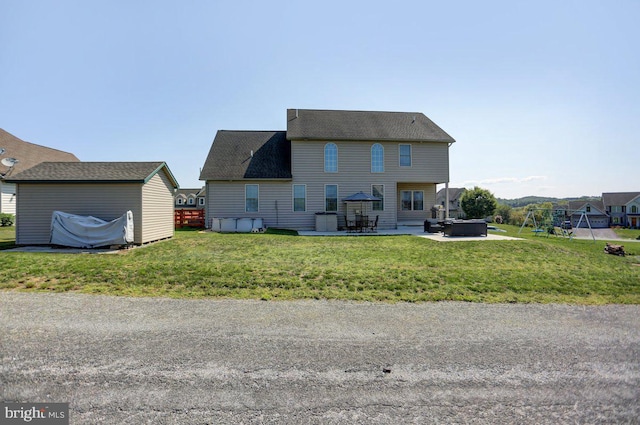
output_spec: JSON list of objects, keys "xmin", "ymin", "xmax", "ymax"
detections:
[
  {"xmin": 1, "ymin": 225, "xmax": 639, "ymax": 304},
  {"xmin": 0, "ymin": 226, "xmax": 15, "ymax": 250},
  {"xmin": 613, "ymin": 227, "xmax": 640, "ymax": 240}
]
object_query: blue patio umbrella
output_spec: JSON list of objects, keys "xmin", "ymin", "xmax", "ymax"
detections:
[{"xmin": 343, "ymin": 191, "xmax": 381, "ymax": 218}]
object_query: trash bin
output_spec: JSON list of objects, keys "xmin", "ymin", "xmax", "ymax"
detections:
[
  {"xmin": 325, "ymin": 212, "xmax": 337, "ymax": 232},
  {"xmin": 315, "ymin": 212, "xmax": 327, "ymax": 232},
  {"xmin": 315, "ymin": 212, "xmax": 337, "ymax": 232}
]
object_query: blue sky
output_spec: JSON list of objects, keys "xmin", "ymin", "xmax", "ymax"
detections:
[{"xmin": 1, "ymin": 0, "xmax": 638, "ymax": 199}]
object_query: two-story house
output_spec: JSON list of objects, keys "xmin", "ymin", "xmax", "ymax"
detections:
[
  {"xmin": 567, "ymin": 199, "xmax": 609, "ymax": 228},
  {"xmin": 200, "ymin": 109, "xmax": 455, "ymax": 231},
  {"xmin": 175, "ymin": 187, "xmax": 206, "ymax": 209},
  {"xmin": 436, "ymin": 187, "xmax": 466, "ymax": 219},
  {"xmin": 603, "ymin": 192, "xmax": 640, "ymax": 228}
]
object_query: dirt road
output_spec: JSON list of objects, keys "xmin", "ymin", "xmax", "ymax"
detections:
[{"xmin": 1, "ymin": 293, "xmax": 639, "ymax": 424}]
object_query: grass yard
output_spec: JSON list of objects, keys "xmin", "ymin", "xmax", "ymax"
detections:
[
  {"xmin": 613, "ymin": 227, "xmax": 640, "ymax": 240},
  {"xmin": 1, "ymin": 225, "xmax": 639, "ymax": 304},
  {"xmin": 0, "ymin": 226, "xmax": 15, "ymax": 250}
]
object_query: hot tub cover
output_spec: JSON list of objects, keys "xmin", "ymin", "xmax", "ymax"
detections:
[{"xmin": 50, "ymin": 211, "xmax": 134, "ymax": 248}]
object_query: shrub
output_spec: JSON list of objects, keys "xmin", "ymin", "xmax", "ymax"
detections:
[{"xmin": 0, "ymin": 213, "xmax": 14, "ymax": 226}]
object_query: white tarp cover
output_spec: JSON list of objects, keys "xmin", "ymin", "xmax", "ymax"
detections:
[{"xmin": 50, "ymin": 211, "xmax": 134, "ymax": 248}]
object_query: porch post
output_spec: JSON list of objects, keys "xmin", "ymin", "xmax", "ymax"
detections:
[{"xmin": 445, "ymin": 182, "xmax": 450, "ymax": 219}]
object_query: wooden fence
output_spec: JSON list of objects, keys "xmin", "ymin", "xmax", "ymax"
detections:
[{"xmin": 175, "ymin": 209, "xmax": 205, "ymax": 229}]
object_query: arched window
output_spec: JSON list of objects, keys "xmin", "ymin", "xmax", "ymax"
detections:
[
  {"xmin": 324, "ymin": 143, "xmax": 337, "ymax": 172},
  {"xmin": 371, "ymin": 143, "xmax": 384, "ymax": 172}
]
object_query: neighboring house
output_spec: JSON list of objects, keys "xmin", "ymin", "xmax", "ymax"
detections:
[
  {"xmin": 567, "ymin": 199, "xmax": 609, "ymax": 228},
  {"xmin": 175, "ymin": 187, "xmax": 205, "ymax": 209},
  {"xmin": 200, "ymin": 109, "xmax": 455, "ymax": 230},
  {"xmin": 0, "ymin": 128, "xmax": 79, "ymax": 214},
  {"xmin": 603, "ymin": 192, "xmax": 640, "ymax": 228},
  {"xmin": 6, "ymin": 162, "xmax": 179, "ymax": 245},
  {"xmin": 436, "ymin": 187, "xmax": 466, "ymax": 219}
]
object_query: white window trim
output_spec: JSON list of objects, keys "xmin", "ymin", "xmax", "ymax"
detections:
[
  {"xmin": 325, "ymin": 184, "xmax": 339, "ymax": 212},
  {"xmin": 401, "ymin": 190, "xmax": 424, "ymax": 211},
  {"xmin": 293, "ymin": 184, "xmax": 307, "ymax": 212},
  {"xmin": 399, "ymin": 144, "xmax": 412, "ymax": 167},
  {"xmin": 324, "ymin": 143, "xmax": 338, "ymax": 173},
  {"xmin": 245, "ymin": 184, "xmax": 259, "ymax": 212},
  {"xmin": 371, "ymin": 143, "xmax": 384, "ymax": 173},
  {"xmin": 372, "ymin": 184, "xmax": 384, "ymax": 211}
]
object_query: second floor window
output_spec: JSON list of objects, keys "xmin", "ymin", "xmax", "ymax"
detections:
[
  {"xmin": 245, "ymin": 184, "xmax": 259, "ymax": 212},
  {"xmin": 324, "ymin": 143, "xmax": 338, "ymax": 172},
  {"xmin": 399, "ymin": 144, "xmax": 412, "ymax": 167},
  {"xmin": 371, "ymin": 143, "xmax": 384, "ymax": 173}
]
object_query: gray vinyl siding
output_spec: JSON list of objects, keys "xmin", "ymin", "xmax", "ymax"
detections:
[
  {"xmin": 141, "ymin": 171, "xmax": 175, "ymax": 243},
  {"xmin": 291, "ymin": 140, "xmax": 448, "ymax": 229},
  {"xmin": 397, "ymin": 183, "xmax": 437, "ymax": 222},
  {"xmin": 205, "ymin": 140, "xmax": 449, "ymax": 231},
  {"xmin": 0, "ymin": 182, "xmax": 16, "ymax": 214},
  {"xmin": 206, "ymin": 180, "xmax": 295, "ymax": 229},
  {"xmin": 291, "ymin": 140, "xmax": 449, "ymax": 182},
  {"xmin": 14, "ymin": 183, "xmax": 143, "ymax": 245}
]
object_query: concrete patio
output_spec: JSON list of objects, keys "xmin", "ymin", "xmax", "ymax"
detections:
[{"xmin": 298, "ymin": 225, "xmax": 523, "ymax": 241}]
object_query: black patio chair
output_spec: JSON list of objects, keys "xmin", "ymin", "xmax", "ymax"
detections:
[{"xmin": 368, "ymin": 215, "xmax": 379, "ymax": 232}]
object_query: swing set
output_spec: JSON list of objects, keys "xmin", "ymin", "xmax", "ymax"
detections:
[{"xmin": 518, "ymin": 208, "xmax": 596, "ymax": 242}]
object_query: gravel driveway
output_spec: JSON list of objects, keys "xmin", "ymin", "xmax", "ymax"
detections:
[{"xmin": 1, "ymin": 293, "xmax": 639, "ymax": 424}]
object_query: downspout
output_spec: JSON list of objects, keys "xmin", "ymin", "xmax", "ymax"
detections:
[{"xmin": 445, "ymin": 182, "xmax": 450, "ymax": 219}]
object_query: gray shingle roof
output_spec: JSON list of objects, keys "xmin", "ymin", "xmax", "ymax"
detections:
[
  {"xmin": 199, "ymin": 131, "xmax": 291, "ymax": 180},
  {"xmin": 0, "ymin": 128, "xmax": 79, "ymax": 177},
  {"xmin": 602, "ymin": 192, "xmax": 640, "ymax": 207},
  {"xmin": 175, "ymin": 187, "xmax": 205, "ymax": 197},
  {"xmin": 567, "ymin": 200, "xmax": 607, "ymax": 214},
  {"xmin": 6, "ymin": 161, "xmax": 179, "ymax": 188},
  {"xmin": 286, "ymin": 109, "xmax": 456, "ymax": 143}
]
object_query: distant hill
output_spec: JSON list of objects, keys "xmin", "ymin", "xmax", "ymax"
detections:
[{"xmin": 497, "ymin": 196, "xmax": 601, "ymax": 208}]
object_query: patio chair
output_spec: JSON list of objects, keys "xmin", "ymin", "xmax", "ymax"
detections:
[{"xmin": 368, "ymin": 215, "xmax": 379, "ymax": 232}]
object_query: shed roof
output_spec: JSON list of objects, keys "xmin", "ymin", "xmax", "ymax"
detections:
[
  {"xmin": 286, "ymin": 109, "xmax": 456, "ymax": 143},
  {"xmin": 0, "ymin": 128, "xmax": 79, "ymax": 178},
  {"xmin": 6, "ymin": 161, "xmax": 179, "ymax": 188},
  {"xmin": 199, "ymin": 131, "xmax": 291, "ymax": 181}
]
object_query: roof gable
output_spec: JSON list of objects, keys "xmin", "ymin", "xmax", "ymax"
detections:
[
  {"xmin": 567, "ymin": 200, "xmax": 607, "ymax": 215},
  {"xmin": 6, "ymin": 161, "xmax": 179, "ymax": 188},
  {"xmin": 199, "ymin": 131, "xmax": 291, "ymax": 181},
  {"xmin": 286, "ymin": 109, "xmax": 456, "ymax": 143},
  {"xmin": 176, "ymin": 188, "xmax": 204, "ymax": 197},
  {"xmin": 0, "ymin": 128, "xmax": 79, "ymax": 177}
]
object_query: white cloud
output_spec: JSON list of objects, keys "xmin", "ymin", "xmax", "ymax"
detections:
[{"xmin": 454, "ymin": 176, "xmax": 548, "ymax": 187}]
